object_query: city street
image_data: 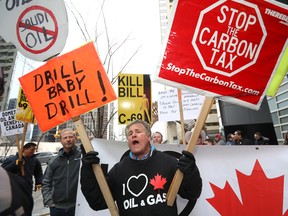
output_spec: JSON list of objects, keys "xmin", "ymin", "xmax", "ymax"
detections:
[
  {"xmin": 32, "ymin": 164, "xmax": 49, "ymax": 216},
  {"xmin": 32, "ymin": 190, "xmax": 49, "ymax": 216}
]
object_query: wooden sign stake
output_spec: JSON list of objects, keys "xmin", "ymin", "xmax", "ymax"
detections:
[
  {"xmin": 177, "ymin": 89, "xmax": 186, "ymax": 145},
  {"xmin": 16, "ymin": 122, "xmax": 28, "ymax": 176},
  {"xmin": 73, "ymin": 116, "xmax": 119, "ymax": 216},
  {"xmin": 166, "ymin": 96, "xmax": 214, "ymax": 206}
]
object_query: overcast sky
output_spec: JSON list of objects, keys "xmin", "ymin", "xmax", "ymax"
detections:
[{"xmin": 10, "ymin": 0, "xmax": 164, "ymax": 100}]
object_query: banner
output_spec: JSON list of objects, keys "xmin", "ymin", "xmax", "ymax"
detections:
[
  {"xmin": 118, "ymin": 74, "xmax": 151, "ymax": 124},
  {"xmin": 19, "ymin": 42, "xmax": 117, "ymax": 132},
  {"xmin": 154, "ymin": 0, "xmax": 288, "ymax": 110},
  {"xmin": 16, "ymin": 87, "xmax": 37, "ymax": 124},
  {"xmin": 0, "ymin": 109, "xmax": 24, "ymax": 136},
  {"xmin": 158, "ymin": 88, "xmax": 205, "ymax": 121},
  {"xmin": 76, "ymin": 139, "xmax": 288, "ymax": 216}
]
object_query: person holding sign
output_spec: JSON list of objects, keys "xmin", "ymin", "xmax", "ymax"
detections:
[
  {"xmin": 81, "ymin": 120, "xmax": 202, "ymax": 215},
  {"xmin": 1, "ymin": 142, "xmax": 43, "ymax": 193},
  {"xmin": 42, "ymin": 128, "xmax": 81, "ymax": 216}
]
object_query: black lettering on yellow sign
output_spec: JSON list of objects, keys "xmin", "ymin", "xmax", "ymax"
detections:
[
  {"xmin": 118, "ymin": 74, "xmax": 151, "ymax": 125},
  {"xmin": 118, "ymin": 75, "xmax": 143, "ymax": 97},
  {"xmin": 118, "ymin": 87, "xmax": 142, "ymax": 97},
  {"xmin": 118, "ymin": 76, "xmax": 143, "ymax": 86}
]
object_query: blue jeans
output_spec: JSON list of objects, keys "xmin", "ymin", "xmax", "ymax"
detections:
[{"xmin": 49, "ymin": 206, "xmax": 75, "ymax": 216}]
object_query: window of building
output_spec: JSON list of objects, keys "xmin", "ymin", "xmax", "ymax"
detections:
[
  {"xmin": 279, "ymin": 108, "xmax": 288, "ymax": 117},
  {"xmin": 278, "ymin": 83, "xmax": 288, "ymax": 94},
  {"xmin": 276, "ymin": 91, "xmax": 288, "ymax": 101},
  {"xmin": 281, "ymin": 124, "xmax": 288, "ymax": 131},
  {"xmin": 280, "ymin": 116, "xmax": 288, "ymax": 124},
  {"xmin": 277, "ymin": 100, "xmax": 288, "ymax": 109}
]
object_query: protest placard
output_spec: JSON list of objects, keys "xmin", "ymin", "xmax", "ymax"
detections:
[
  {"xmin": 16, "ymin": 87, "xmax": 37, "ymax": 124},
  {"xmin": 158, "ymin": 88, "xmax": 204, "ymax": 121},
  {"xmin": 118, "ymin": 74, "xmax": 151, "ymax": 124},
  {"xmin": 155, "ymin": 0, "xmax": 288, "ymax": 110},
  {"xmin": 19, "ymin": 42, "xmax": 117, "ymax": 132},
  {"xmin": 154, "ymin": 0, "xmax": 288, "ymax": 205},
  {"xmin": 0, "ymin": 0, "xmax": 68, "ymax": 61},
  {"xmin": 0, "ymin": 109, "xmax": 24, "ymax": 136}
]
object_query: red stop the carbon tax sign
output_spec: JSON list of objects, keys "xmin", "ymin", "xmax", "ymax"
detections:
[
  {"xmin": 192, "ymin": 0, "xmax": 267, "ymax": 77},
  {"xmin": 17, "ymin": 6, "xmax": 58, "ymax": 54}
]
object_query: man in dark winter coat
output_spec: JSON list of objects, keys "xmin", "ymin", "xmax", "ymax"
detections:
[
  {"xmin": 1, "ymin": 142, "xmax": 43, "ymax": 193},
  {"xmin": 0, "ymin": 166, "xmax": 34, "ymax": 216},
  {"xmin": 42, "ymin": 128, "xmax": 81, "ymax": 216},
  {"xmin": 81, "ymin": 120, "xmax": 202, "ymax": 216},
  {"xmin": 234, "ymin": 130, "xmax": 253, "ymax": 145},
  {"xmin": 254, "ymin": 132, "xmax": 270, "ymax": 145}
]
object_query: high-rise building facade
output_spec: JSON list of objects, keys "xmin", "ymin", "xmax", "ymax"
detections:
[
  {"xmin": 267, "ymin": 75, "xmax": 288, "ymax": 144},
  {"xmin": 0, "ymin": 36, "xmax": 17, "ymax": 112}
]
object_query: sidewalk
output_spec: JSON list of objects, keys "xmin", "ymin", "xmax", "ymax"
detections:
[{"xmin": 32, "ymin": 190, "xmax": 50, "ymax": 216}]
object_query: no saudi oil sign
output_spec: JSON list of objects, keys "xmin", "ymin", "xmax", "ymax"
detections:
[
  {"xmin": 0, "ymin": 0, "xmax": 68, "ymax": 61},
  {"xmin": 19, "ymin": 42, "xmax": 117, "ymax": 132}
]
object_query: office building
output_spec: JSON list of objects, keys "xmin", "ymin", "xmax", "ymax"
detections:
[
  {"xmin": 267, "ymin": 75, "xmax": 288, "ymax": 144},
  {"xmin": 0, "ymin": 36, "xmax": 17, "ymax": 112}
]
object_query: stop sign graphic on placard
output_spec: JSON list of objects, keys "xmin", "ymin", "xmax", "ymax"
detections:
[
  {"xmin": 192, "ymin": 0, "xmax": 267, "ymax": 77},
  {"xmin": 17, "ymin": 6, "xmax": 58, "ymax": 54}
]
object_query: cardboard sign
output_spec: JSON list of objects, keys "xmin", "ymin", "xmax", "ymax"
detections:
[
  {"xmin": 19, "ymin": 42, "xmax": 117, "ymax": 132},
  {"xmin": 154, "ymin": 0, "xmax": 288, "ymax": 110},
  {"xmin": 0, "ymin": 0, "xmax": 68, "ymax": 61},
  {"xmin": 158, "ymin": 88, "xmax": 205, "ymax": 121},
  {"xmin": 0, "ymin": 109, "xmax": 24, "ymax": 136},
  {"xmin": 16, "ymin": 87, "xmax": 37, "ymax": 124},
  {"xmin": 118, "ymin": 74, "xmax": 151, "ymax": 124}
]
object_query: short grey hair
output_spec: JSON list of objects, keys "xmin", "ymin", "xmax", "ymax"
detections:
[
  {"xmin": 125, "ymin": 120, "xmax": 151, "ymax": 138},
  {"xmin": 60, "ymin": 128, "xmax": 76, "ymax": 139}
]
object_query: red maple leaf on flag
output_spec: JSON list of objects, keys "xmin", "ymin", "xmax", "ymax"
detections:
[
  {"xmin": 150, "ymin": 173, "xmax": 167, "ymax": 190},
  {"xmin": 207, "ymin": 160, "xmax": 288, "ymax": 216}
]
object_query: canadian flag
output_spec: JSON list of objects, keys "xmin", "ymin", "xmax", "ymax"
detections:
[
  {"xmin": 76, "ymin": 140, "xmax": 288, "ymax": 216},
  {"xmin": 193, "ymin": 146, "xmax": 288, "ymax": 216}
]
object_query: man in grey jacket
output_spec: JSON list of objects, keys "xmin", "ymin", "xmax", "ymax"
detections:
[{"xmin": 42, "ymin": 128, "xmax": 81, "ymax": 216}]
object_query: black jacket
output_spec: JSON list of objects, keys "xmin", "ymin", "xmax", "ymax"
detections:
[
  {"xmin": 42, "ymin": 146, "xmax": 81, "ymax": 208},
  {"xmin": 1, "ymin": 153, "xmax": 43, "ymax": 193},
  {"xmin": 0, "ymin": 167, "xmax": 34, "ymax": 216}
]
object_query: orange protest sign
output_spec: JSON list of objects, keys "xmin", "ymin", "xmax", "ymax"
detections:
[{"xmin": 19, "ymin": 42, "xmax": 117, "ymax": 132}]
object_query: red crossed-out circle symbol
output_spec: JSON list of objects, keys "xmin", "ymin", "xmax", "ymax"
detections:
[
  {"xmin": 17, "ymin": 6, "xmax": 58, "ymax": 54},
  {"xmin": 192, "ymin": 0, "xmax": 267, "ymax": 77}
]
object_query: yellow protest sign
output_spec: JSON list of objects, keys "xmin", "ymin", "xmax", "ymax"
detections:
[
  {"xmin": 118, "ymin": 74, "xmax": 151, "ymax": 124},
  {"xmin": 15, "ymin": 87, "xmax": 37, "ymax": 124}
]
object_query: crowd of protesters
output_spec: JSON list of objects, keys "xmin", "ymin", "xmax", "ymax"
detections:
[{"xmin": 183, "ymin": 128, "xmax": 281, "ymax": 146}]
